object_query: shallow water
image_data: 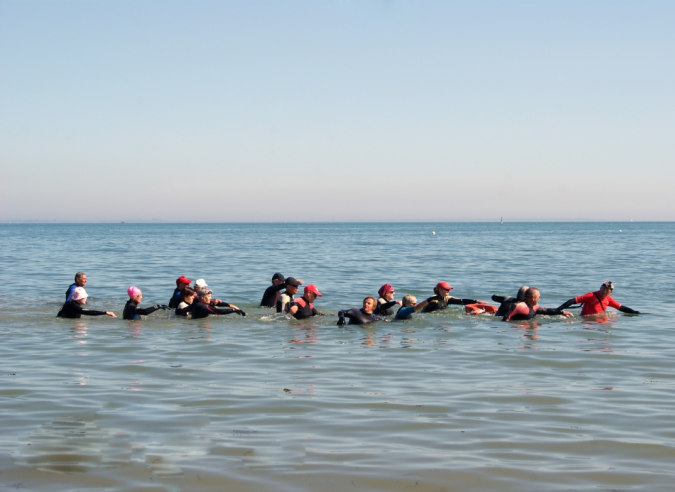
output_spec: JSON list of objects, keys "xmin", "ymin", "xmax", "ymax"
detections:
[{"xmin": 1, "ymin": 222, "xmax": 674, "ymax": 491}]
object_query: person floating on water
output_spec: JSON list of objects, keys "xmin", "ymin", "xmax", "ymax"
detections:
[
  {"xmin": 65, "ymin": 272, "xmax": 87, "ymax": 302},
  {"xmin": 123, "ymin": 287, "xmax": 169, "ymax": 320},
  {"xmin": 188, "ymin": 288, "xmax": 246, "ymax": 319},
  {"xmin": 338, "ymin": 297, "xmax": 385, "ymax": 325},
  {"xmin": 288, "ymin": 285, "xmax": 324, "ymax": 320},
  {"xmin": 175, "ymin": 287, "xmax": 196, "ymax": 317},
  {"xmin": 502, "ymin": 287, "xmax": 573, "ymax": 321},
  {"xmin": 57, "ymin": 287, "xmax": 117, "ymax": 319},
  {"xmin": 422, "ymin": 281, "xmax": 488, "ymax": 313},
  {"xmin": 169, "ymin": 276, "xmax": 192, "ymax": 309},
  {"xmin": 374, "ymin": 284, "xmax": 402, "ymax": 316},
  {"xmin": 395, "ymin": 295, "xmax": 430, "ymax": 320},
  {"xmin": 492, "ymin": 285, "xmax": 529, "ymax": 317},
  {"xmin": 556, "ymin": 281, "xmax": 640, "ymax": 316},
  {"xmin": 277, "ymin": 277, "xmax": 301, "ymax": 314},
  {"xmin": 261, "ymin": 273, "xmax": 304, "ymax": 308}
]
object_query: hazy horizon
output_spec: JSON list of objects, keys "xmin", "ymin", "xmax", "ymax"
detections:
[{"xmin": 2, "ymin": 1, "xmax": 674, "ymax": 222}]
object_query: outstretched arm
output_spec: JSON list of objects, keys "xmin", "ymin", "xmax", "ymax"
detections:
[{"xmin": 618, "ymin": 305, "xmax": 640, "ymax": 314}]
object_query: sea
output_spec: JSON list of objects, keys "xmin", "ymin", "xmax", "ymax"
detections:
[{"xmin": 1, "ymin": 222, "xmax": 674, "ymax": 492}]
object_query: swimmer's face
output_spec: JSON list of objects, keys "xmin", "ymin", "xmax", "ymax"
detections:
[
  {"xmin": 77, "ymin": 275, "xmax": 87, "ymax": 287},
  {"xmin": 202, "ymin": 294, "xmax": 212, "ymax": 304},
  {"xmin": 599, "ymin": 285, "xmax": 613, "ymax": 298},
  {"xmin": 363, "ymin": 298, "xmax": 376, "ymax": 314},
  {"xmin": 133, "ymin": 293, "xmax": 143, "ymax": 303},
  {"xmin": 286, "ymin": 284, "xmax": 299, "ymax": 295},
  {"xmin": 305, "ymin": 291, "xmax": 317, "ymax": 302},
  {"xmin": 437, "ymin": 287, "xmax": 450, "ymax": 297},
  {"xmin": 525, "ymin": 292, "xmax": 540, "ymax": 306},
  {"xmin": 383, "ymin": 291, "xmax": 395, "ymax": 301},
  {"xmin": 186, "ymin": 294, "xmax": 195, "ymax": 303}
]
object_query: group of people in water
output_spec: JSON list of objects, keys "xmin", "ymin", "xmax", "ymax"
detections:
[{"xmin": 56, "ymin": 272, "xmax": 641, "ymax": 324}]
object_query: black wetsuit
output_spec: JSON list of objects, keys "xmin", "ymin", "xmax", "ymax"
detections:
[
  {"xmin": 168, "ymin": 288, "xmax": 181, "ymax": 309},
  {"xmin": 422, "ymin": 295, "xmax": 479, "ymax": 313},
  {"xmin": 57, "ymin": 300, "xmax": 107, "ymax": 319},
  {"xmin": 260, "ymin": 283, "xmax": 286, "ymax": 308},
  {"xmin": 123, "ymin": 301, "xmax": 162, "ymax": 321},
  {"xmin": 290, "ymin": 298, "xmax": 322, "ymax": 320},
  {"xmin": 187, "ymin": 300, "xmax": 244, "ymax": 319},
  {"xmin": 276, "ymin": 292, "xmax": 295, "ymax": 313},
  {"xmin": 374, "ymin": 298, "xmax": 397, "ymax": 316},
  {"xmin": 492, "ymin": 295, "xmax": 518, "ymax": 317},
  {"xmin": 337, "ymin": 308, "xmax": 384, "ymax": 325}
]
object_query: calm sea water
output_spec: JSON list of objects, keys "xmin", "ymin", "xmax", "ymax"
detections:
[{"xmin": 1, "ymin": 222, "xmax": 674, "ymax": 492}]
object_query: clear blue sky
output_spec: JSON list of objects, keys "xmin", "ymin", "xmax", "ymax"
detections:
[{"xmin": 1, "ymin": 0, "xmax": 673, "ymax": 222}]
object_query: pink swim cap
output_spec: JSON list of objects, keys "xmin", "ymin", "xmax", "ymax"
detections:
[
  {"xmin": 378, "ymin": 284, "xmax": 394, "ymax": 297},
  {"xmin": 127, "ymin": 286, "xmax": 142, "ymax": 299}
]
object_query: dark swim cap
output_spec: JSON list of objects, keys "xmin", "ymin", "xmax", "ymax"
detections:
[
  {"xmin": 272, "ymin": 273, "xmax": 285, "ymax": 282},
  {"xmin": 286, "ymin": 277, "xmax": 300, "ymax": 287}
]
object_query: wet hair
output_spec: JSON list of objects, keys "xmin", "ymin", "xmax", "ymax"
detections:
[
  {"xmin": 516, "ymin": 286, "xmax": 529, "ymax": 302},
  {"xmin": 363, "ymin": 296, "xmax": 376, "ymax": 306},
  {"xmin": 180, "ymin": 287, "xmax": 196, "ymax": 302},
  {"xmin": 402, "ymin": 295, "xmax": 417, "ymax": 307},
  {"xmin": 75, "ymin": 272, "xmax": 86, "ymax": 281},
  {"xmin": 524, "ymin": 287, "xmax": 540, "ymax": 299}
]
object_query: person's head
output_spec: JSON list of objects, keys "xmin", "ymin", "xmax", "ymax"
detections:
[
  {"xmin": 71, "ymin": 287, "xmax": 88, "ymax": 304},
  {"xmin": 524, "ymin": 287, "xmax": 541, "ymax": 306},
  {"xmin": 272, "ymin": 272, "xmax": 285, "ymax": 286},
  {"xmin": 434, "ymin": 281, "xmax": 453, "ymax": 296},
  {"xmin": 303, "ymin": 284, "xmax": 322, "ymax": 302},
  {"xmin": 180, "ymin": 287, "xmax": 196, "ymax": 303},
  {"xmin": 362, "ymin": 296, "xmax": 376, "ymax": 314},
  {"xmin": 194, "ymin": 279, "xmax": 208, "ymax": 291},
  {"xmin": 75, "ymin": 272, "xmax": 87, "ymax": 287},
  {"xmin": 378, "ymin": 284, "xmax": 395, "ymax": 301},
  {"xmin": 516, "ymin": 285, "xmax": 529, "ymax": 302},
  {"xmin": 285, "ymin": 277, "xmax": 300, "ymax": 296},
  {"xmin": 127, "ymin": 286, "xmax": 142, "ymax": 303},
  {"xmin": 598, "ymin": 281, "xmax": 614, "ymax": 298},
  {"xmin": 176, "ymin": 276, "xmax": 192, "ymax": 291},
  {"xmin": 198, "ymin": 288, "xmax": 212, "ymax": 303},
  {"xmin": 402, "ymin": 295, "xmax": 417, "ymax": 307}
]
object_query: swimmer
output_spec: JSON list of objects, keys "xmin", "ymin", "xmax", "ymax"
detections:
[
  {"xmin": 190, "ymin": 288, "xmax": 246, "ymax": 319},
  {"xmin": 193, "ymin": 279, "xmax": 239, "ymax": 309},
  {"xmin": 337, "ymin": 297, "xmax": 385, "ymax": 325},
  {"xmin": 502, "ymin": 287, "xmax": 573, "ymax": 321},
  {"xmin": 57, "ymin": 287, "xmax": 117, "ymax": 319},
  {"xmin": 123, "ymin": 287, "xmax": 169, "ymax": 320},
  {"xmin": 276, "ymin": 277, "xmax": 301, "ymax": 314},
  {"xmin": 169, "ymin": 276, "xmax": 192, "ymax": 309},
  {"xmin": 492, "ymin": 285, "xmax": 529, "ymax": 317},
  {"xmin": 374, "ymin": 284, "xmax": 402, "ymax": 316},
  {"xmin": 395, "ymin": 295, "xmax": 430, "ymax": 320},
  {"xmin": 557, "ymin": 281, "xmax": 640, "ymax": 316},
  {"xmin": 261, "ymin": 273, "xmax": 303, "ymax": 308},
  {"xmin": 65, "ymin": 272, "xmax": 87, "ymax": 302},
  {"xmin": 175, "ymin": 287, "xmax": 196, "ymax": 317},
  {"xmin": 422, "ymin": 281, "xmax": 488, "ymax": 313},
  {"xmin": 288, "ymin": 285, "xmax": 324, "ymax": 320}
]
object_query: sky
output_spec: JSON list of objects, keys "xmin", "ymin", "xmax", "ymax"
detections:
[{"xmin": 1, "ymin": 0, "xmax": 674, "ymax": 222}]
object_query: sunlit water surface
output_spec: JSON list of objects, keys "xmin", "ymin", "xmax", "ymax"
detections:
[{"xmin": 1, "ymin": 222, "xmax": 674, "ymax": 492}]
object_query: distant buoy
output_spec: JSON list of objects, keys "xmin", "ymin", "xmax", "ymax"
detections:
[
  {"xmin": 432, "ymin": 231, "xmax": 436, "ymax": 235},
  {"xmin": 619, "ymin": 230, "xmax": 622, "ymax": 232}
]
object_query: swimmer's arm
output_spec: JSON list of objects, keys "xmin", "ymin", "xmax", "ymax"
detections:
[
  {"xmin": 288, "ymin": 304, "xmax": 299, "ymax": 316},
  {"xmin": 447, "ymin": 297, "xmax": 481, "ymax": 305},
  {"xmin": 618, "ymin": 305, "xmax": 640, "ymax": 314},
  {"xmin": 380, "ymin": 300, "xmax": 398, "ymax": 311},
  {"xmin": 413, "ymin": 299, "xmax": 429, "ymax": 312},
  {"xmin": 557, "ymin": 298, "xmax": 577, "ymax": 311},
  {"xmin": 537, "ymin": 307, "xmax": 574, "ymax": 318}
]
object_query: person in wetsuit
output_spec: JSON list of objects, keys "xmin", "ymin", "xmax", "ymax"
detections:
[
  {"xmin": 556, "ymin": 281, "xmax": 640, "ymax": 316},
  {"xmin": 123, "ymin": 286, "xmax": 169, "ymax": 320},
  {"xmin": 169, "ymin": 276, "xmax": 192, "ymax": 309},
  {"xmin": 65, "ymin": 272, "xmax": 87, "ymax": 302},
  {"xmin": 422, "ymin": 281, "xmax": 488, "ymax": 313},
  {"xmin": 492, "ymin": 285, "xmax": 529, "ymax": 317},
  {"xmin": 175, "ymin": 287, "xmax": 196, "ymax": 317},
  {"xmin": 395, "ymin": 295, "xmax": 430, "ymax": 320},
  {"xmin": 503, "ymin": 287, "xmax": 573, "ymax": 321},
  {"xmin": 188, "ymin": 289, "xmax": 246, "ymax": 319},
  {"xmin": 261, "ymin": 273, "xmax": 304, "ymax": 308},
  {"xmin": 276, "ymin": 277, "xmax": 301, "ymax": 314},
  {"xmin": 57, "ymin": 287, "xmax": 117, "ymax": 319},
  {"xmin": 338, "ymin": 297, "xmax": 385, "ymax": 325},
  {"xmin": 288, "ymin": 285, "xmax": 324, "ymax": 320},
  {"xmin": 374, "ymin": 284, "xmax": 402, "ymax": 316}
]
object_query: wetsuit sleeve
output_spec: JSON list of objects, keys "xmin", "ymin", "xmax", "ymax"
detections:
[
  {"xmin": 313, "ymin": 308, "xmax": 324, "ymax": 316},
  {"xmin": 447, "ymin": 297, "xmax": 479, "ymax": 306},
  {"xmin": 80, "ymin": 308, "xmax": 108, "ymax": 316},
  {"xmin": 66, "ymin": 284, "xmax": 77, "ymax": 302},
  {"xmin": 491, "ymin": 295, "xmax": 511, "ymax": 304},
  {"xmin": 377, "ymin": 300, "xmax": 397, "ymax": 312},
  {"xmin": 557, "ymin": 299, "xmax": 576, "ymax": 310},
  {"xmin": 207, "ymin": 305, "xmax": 238, "ymax": 315},
  {"xmin": 212, "ymin": 300, "xmax": 232, "ymax": 308},
  {"xmin": 423, "ymin": 295, "xmax": 442, "ymax": 312},
  {"xmin": 503, "ymin": 303, "xmax": 529, "ymax": 321},
  {"xmin": 536, "ymin": 307, "xmax": 564, "ymax": 316},
  {"xmin": 135, "ymin": 305, "xmax": 161, "ymax": 316},
  {"xmin": 337, "ymin": 309, "xmax": 354, "ymax": 325},
  {"xmin": 618, "ymin": 305, "xmax": 640, "ymax": 314}
]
